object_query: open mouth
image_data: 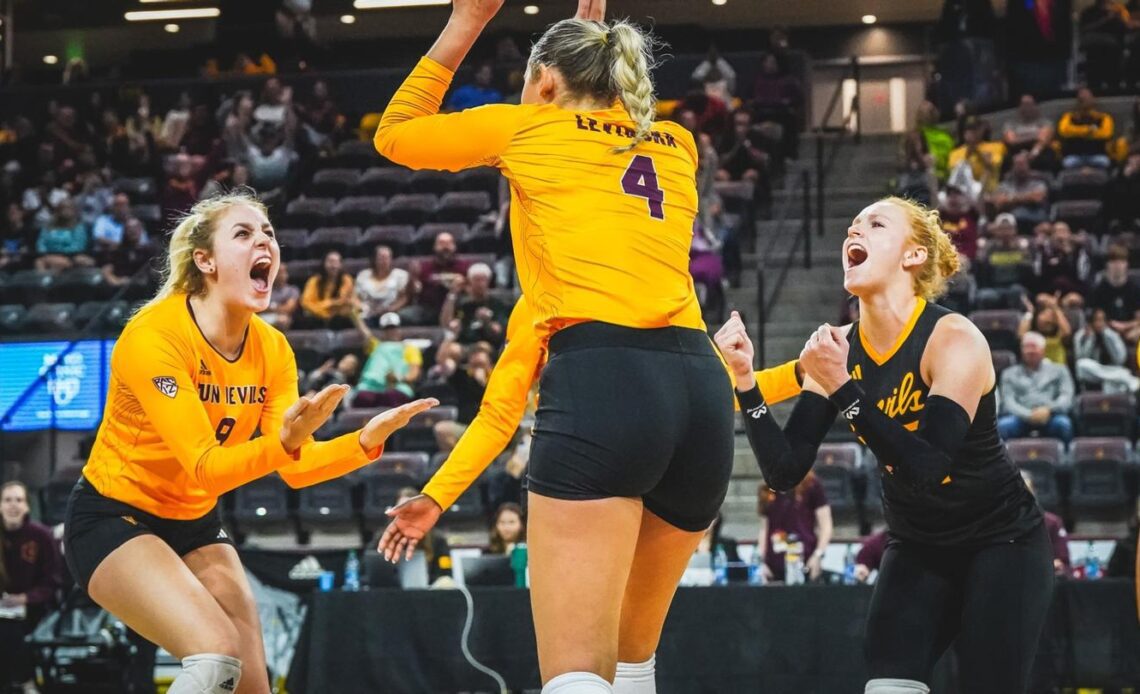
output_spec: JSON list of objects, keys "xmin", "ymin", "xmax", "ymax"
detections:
[
  {"xmin": 846, "ymin": 244, "xmax": 868, "ymax": 270},
  {"xmin": 250, "ymin": 257, "xmax": 272, "ymax": 293}
]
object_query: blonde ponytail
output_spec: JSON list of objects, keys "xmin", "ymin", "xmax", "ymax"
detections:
[
  {"xmin": 881, "ymin": 196, "xmax": 961, "ymax": 301},
  {"xmin": 607, "ymin": 21, "xmax": 657, "ymax": 153},
  {"xmin": 529, "ymin": 18, "xmax": 660, "ymax": 153},
  {"xmin": 145, "ymin": 191, "xmax": 267, "ymax": 310}
]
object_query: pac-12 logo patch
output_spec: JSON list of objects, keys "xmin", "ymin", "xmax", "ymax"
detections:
[{"xmin": 152, "ymin": 376, "xmax": 178, "ymax": 398}]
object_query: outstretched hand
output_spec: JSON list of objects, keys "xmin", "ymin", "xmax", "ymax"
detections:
[
  {"xmin": 358, "ymin": 398, "xmax": 440, "ymax": 452},
  {"xmin": 575, "ymin": 0, "xmax": 606, "ymax": 21},
  {"xmin": 378, "ymin": 494, "xmax": 444, "ymax": 563}
]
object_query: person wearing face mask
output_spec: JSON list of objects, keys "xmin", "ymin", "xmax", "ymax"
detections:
[
  {"xmin": 63, "ymin": 192, "xmax": 436, "ymax": 694},
  {"xmin": 718, "ymin": 196, "xmax": 1051, "ymax": 694}
]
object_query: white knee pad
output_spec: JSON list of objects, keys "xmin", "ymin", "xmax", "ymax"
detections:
[
  {"xmin": 613, "ymin": 654, "xmax": 656, "ymax": 694},
  {"xmin": 542, "ymin": 671, "xmax": 613, "ymax": 694},
  {"xmin": 167, "ymin": 653, "xmax": 242, "ymax": 694},
  {"xmin": 865, "ymin": 678, "xmax": 930, "ymax": 694}
]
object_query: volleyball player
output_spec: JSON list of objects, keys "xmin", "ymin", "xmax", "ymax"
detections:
[
  {"xmin": 373, "ymin": 1, "xmax": 745, "ymax": 690},
  {"xmin": 715, "ymin": 197, "xmax": 1053, "ymax": 694},
  {"xmin": 63, "ymin": 193, "xmax": 436, "ymax": 694}
]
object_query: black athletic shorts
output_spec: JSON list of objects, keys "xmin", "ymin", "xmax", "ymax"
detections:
[
  {"xmin": 527, "ymin": 321, "xmax": 736, "ymax": 532},
  {"xmin": 64, "ymin": 476, "xmax": 234, "ymax": 591}
]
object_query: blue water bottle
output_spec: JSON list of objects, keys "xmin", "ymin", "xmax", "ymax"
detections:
[
  {"xmin": 747, "ymin": 548, "xmax": 765, "ymax": 586},
  {"xmin": 1084, "ymin": 541, "xmax": 1101, "ymax": 580},
  {"xmin": 713, "ymin": 545, "xmax": 729, "ymax": 586},
  {"xmin": 343, "ymin": 550, "xmax": 361, "ymax": 592}
]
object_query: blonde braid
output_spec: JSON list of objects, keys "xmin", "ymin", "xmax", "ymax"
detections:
[{"xmin": 608, "ymin": 20, "xmax": 657, "ymax": 153}]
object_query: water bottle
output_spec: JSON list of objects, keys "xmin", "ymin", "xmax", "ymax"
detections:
[
  {"xmin": 510, "ymin": 543, "xmax": 529, "ymax": 588},
  {"xmin": 747, "ymin": 548, "xmax": 765, "ymax": 586},
  {"xmin": 713, "ymin": 545, "xmax": 729, "ymax": 586},
  {"xmin": 1084, "ymin": 541, "xmax": 1101, "ymax": 581},
  {"xmin": 343, "ymin": 550, "xmax": 361, "ymax": 592},
  {"xmin": 843, "ymin": 546, "xmax": 858, "ymax": 586},
  {"xmin": 785, "ymin": 538, "xmax": 805, "ymax": 586}
]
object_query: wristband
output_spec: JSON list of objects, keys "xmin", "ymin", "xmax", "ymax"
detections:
[{"xmin": 828, "ymin": 380, "xmax": 865, "ymax": 421}]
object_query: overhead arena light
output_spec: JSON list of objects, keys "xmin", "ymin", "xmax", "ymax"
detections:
[
  {"xmin": 353, "ymin": 0, "xmax": 450, "ymax": 9},
  {"xmin": 124, "ymin": 7, "xmax": 221, "ymax": 21}
]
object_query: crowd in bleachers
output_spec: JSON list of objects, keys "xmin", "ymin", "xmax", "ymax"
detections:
[{"xmin": 891, "ymin": 86, "xmax": 1140, "ymax": 531}]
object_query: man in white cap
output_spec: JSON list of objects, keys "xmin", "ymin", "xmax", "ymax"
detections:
[{"xmin": 350, "ymin": 310, "xmax": 423, "ymax": 408}]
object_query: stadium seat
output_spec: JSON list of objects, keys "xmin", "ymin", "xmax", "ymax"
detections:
[
  {"xmin": 22, "ymin": 303, "xmax": 76, "ymax": 334},
  {"xmin": 130, "ymin": 204, "xmax": 162, "ymax": 227},
  {"xmin": 342, "ymin": 257, "xmax": 369, "ymax": 278},
  {"xmin": 334, "ymin": 407, "xmax": 388, "ymax": 434},
  {"xmin": 1051, "ymin": 200, "xmax": 1103, "ymax": 235},
  {"xmin": 813, "ymin": 443, "xmax": 862, "ymax": 511},
  {"xmin": 112, "ymin": 177, "xmax": 158, "ymax": 203},
  {"xmin": 1075, "ymin": 392, "xmax": 1136, "ymax": 439},
  {"xmin": 331, "ymin": 140, "xmax": 382, "ymax": 169},
  {"xmin": 408, "ymin": 170, "xmax": 457, "ymax": 195},
  {"xmin": 1069, "ymin": 437, "xmax": 1133, "ymax": 509},
  {"xmin": 40, "ymin": 463, "xmax": 85, "ymax": 526},
  {"xmin": 1006, "ymin": 438, "xmax": 1064, "ymax": 509},
  {"xmin": 275, "ymin": 228, "xmax": 311, "ymax": 261},
  {"xmin": 456, "ymin": 167, "xmax": 501, "ymax": 197},
  {"xmin": 308, "ymin": 226, "xmax": 362, "ymax": 257},
  {"xmin": 361, "ymin": 472, "xmax": 420, "ymax": 526},
  {"xmin": 308, "ymin": 168, "xmax": 361, "ymax": 198},
  {"xmin": 388, "ymin": 406, "xmax": 459, "ymax": 454},
  {"xmin": 284, "ymin": 198, "xmax": 336, "ymax": 229},
  {"xmin": 284, "ymin": 329, "xmax": 335, "ymax": 371},
  {"xmin": 6, "ymin": 270, "xmax": 54, "ymax": 305},
  {"xmin": 444, "ymin": 483, "xmax": 488, "ymax": 522},
  {"xmin": 232, "ymin": 475, "xmax": 294, "ymax": 535},
  {"xmin": 285, "ymin": 259, "xmax": 321, "ymax": 287},
  {"xmin": 1056, "ymin": 168, "xmax": 1109, "ymax": 201},
  {"xmin": 460, "ymin": 223, "xmax": 500, "ymax": 253},
  {"xmin": 297, "ymin": 477, "xmax": 358, "ymax": 534},
  {"xmin": 413, "ymin": 223, "xmax": 468, "ymax": 254},
  {"xmin": 74, "ymin": 300, "xmax": 130, "ymax": 331},
  {"xmin": 371, "ymin": 452, "xmax": 431, "ymax": 478},
  {"xmin": 333, "ymin": 196, "xmax": 388, "ymax": 229},
  {"xmin": 383, "ymin": 194, "xmax": 438, "ymax": 226},
  {"xmin": 434, "ymin": 191, "xmax": 491, "ymax": 223},
  {"xmin": 991, "ymin": 349, "xmax": 1017, "ymax": 378},
  {"xmin": 361, "ymin": 225, "xmax": 417, "ymax": 254},
  {"xmin": 50, "ymin": 266, "xmax": 111, "ymax": 303},
  {"xmin": 0, "ymin": 304, "xmax": 27, "ymax": 334},
  {"xmin": 355, "ymin": 167, "xmax": 410, "ymax": 197},
  {"xmin": 968, "ymin": 309, "xmax": 1022, "ymax": 354},
  {"xmin": 332, "ymin": 328, "xmax": 367, "ymax": 354}
]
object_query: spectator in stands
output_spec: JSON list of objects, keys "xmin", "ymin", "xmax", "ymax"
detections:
[
  {"xmin": 159, "ymin": 92, "xmax": 192, "ymax": 152},
  {"xmin": 258, "ymin": 261, "xmax": 299, "ymax": 329},
  {"xmin": 976, "ymin": 213, "xmax": 1031, "ymax": 305},
  {"xmin": 160, "ymin": 154, "xmax": 200, "ymax": 225},
  {"xmin": 74, "ymin": 170, "xmax": 113, "ymax": 227},
  {"xmin": 487, "ymin": 502, "xmax": 526, "ymax": 555},
  {"xmin": 751, "ymin": 52, "xmax": 802, "ymax": 159},
  {"xmin": 1108, "ymin": 150, "xmax": 1140, "ymax": 224},
  {"xmin": 300, "ymin": 249, "xmax": 355, "ymax": 329},
  {"xmin": 255, "ymin": 78, "xmax": 293, "ymax": 133},
  {"xmin": 675, "ymin": 90, "xmax": 730, "ymax": 142},
  {"xmin": 1078, "ymin": 0, "xmax": 1136, "ymax": 89},
  {"xmin": 302, "ymin": 353, "xmax": 361, "ymax": 396},
  {"xmin": 690, "ymin": 214, "xmax": 726, "ymax": 318},
  {"xmin": 350, "ymin": 311, "xmax": 422, "ymax": 408},
  {"xmin": 220, "ymin": 91, "xmax": 255, "ymax": 161},
  {"xmin": 895, "ymin": 137, "xmax": 939, "ymax": 206},
  {"xmin": 1002, "ymin": 94, "xmax": 1054, "ymax": 157},
  {"xmin": 181, "ymin": 104, "xmax": 222, "ymax": 158},
  {"xmin": 1091, "ymin": 244, "xmax": 1140, "ymax": 339},
  {"xmin": 853, "ymin": 529, "xmax": 889, "ymax": 583},
  {"xmin": 1058, "ymin": 88, "xmax": 1115, "ymax": 169},
  {"xmin": 1019, "ymin": 472, "xmax": 1071, "ymax": 575},
  {"xmin": 440, "ymin": 263, "xmax": 508, "ymax": 346},
  {"xmin": 296, "ymin": 80, "xmax": 344, "ymax": 151},
  {"xmin": 938, "ymin": 183, "xmax": 981, "ymax": 260},
  {"xmin": 22, "ymin": 171, "xmax": 69, "ymax": 230},
  {"xmin": 245, "ymin": 125, "xmax": 297, "ymax": 193},
  {"xmin": 948, "ymin": 117, "xmax": 1004, "ymax": 196},
  {"xmin": 0, "ymin": 481, "xmax": 62, "ymax": 694},
  {"xmin": 100, "ymin": 217, "xmax": 154, "ymax": 286},
  {"xmin": 991, "ymin": 152, "xmax": 1051, "ymax": 230},
  {"xmin": 941, "ymin": 253, "xmax": 978, "ymax": 314},
  {"xmin": 404, "ymin": 231, "xmax": 471, "ymax": 326},
  {"xmin": 716, "ymin": 110, "xmax": 767, "ymax": 183},
  {"xmin": 696, "ymin": 513, "xmax": 740, "ymax": 563},
  {"xmin": 692, "ymin": 46, "xmax": 737, "ymax": 99},
  {"xmin": 1020, "ymin": 292, "xmax": 1074, "ymax": 365},
  {"xmin": 355, "ymin": 245, "xmax": 410, "ymax": 328},
  {"xmin": 429, "ymin": 341, "xmax": 493, "ymax": 453},
  {"xmin": 1, "ymin": 202, "xmax": 29, "ymax": 270},
  {"xmin": 34, "ymin": 197, "xmax": 92, "ymax": 272},
  {"xmin": 91, "ymin": 192, "xmax": 132, "ymax": 254},
  {"xmin": 44, "ymin": 105, "xmax": 92, "ymax": 165},
  {"xmin": 1074, "ymin": 308, "xmax": 1140, "ymax": 392},
  {"xmin": 902, "ymin": 101, "xmax": 955, "ymax": 182},
  {"xmin": 997, "ymin": 331, "xmax": 1076, "ymax": 442},
  {"xmin": 446, "ymin": 63, "xmax": 503, "ymax": 111},
  {"xmin": 756, "ymin": 473, "xmax": 832, "ymax": 583},
  {"xmin": 1033, "ymin": 221, "xmax": 1091, "ymax": 304},
  {"xmin": 199, "ymin": 161, "xmax": 250, "ymax": 200}
]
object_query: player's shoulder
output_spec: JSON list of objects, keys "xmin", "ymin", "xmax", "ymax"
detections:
[
  {"xmin": 118, "ymin": 294, "xmax": 192, "ymax": 349},
  {"xmin": 249, "ymin": 313, "xmax": 293, "ymax": 354},
  {"xmin": 653, "ymin": 120, "xmax": 698, "ymax": 158}
]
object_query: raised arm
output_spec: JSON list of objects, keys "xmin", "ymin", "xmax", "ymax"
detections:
[{"xmin": 803, "ymin": 316, "xmax": 993, "ymax": 494}]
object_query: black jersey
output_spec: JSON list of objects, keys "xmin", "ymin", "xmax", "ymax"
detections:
[{"xmin": 847, "ymin": 299, "xmax": 1042, "ymax": 546}]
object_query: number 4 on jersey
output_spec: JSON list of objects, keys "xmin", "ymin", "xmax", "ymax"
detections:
[{"xmin": 621, "ymin": 155, "xmax": 665, "ymax": 220}]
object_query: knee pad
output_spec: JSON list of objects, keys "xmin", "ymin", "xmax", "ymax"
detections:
[
  {"xmin": 613, "ymin": 654, "xmax": 655, "ymax": 694},
  {"xmin": 865, "ymin": 678, "xmax": 930, "ymax": 694},
  {"xmin": 542, "ymin": 671, "xmax": 613, "ymax": 694},
  {"xmin": 167, "ymin": 653, "xmax": 242, "ymax": 694}
]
